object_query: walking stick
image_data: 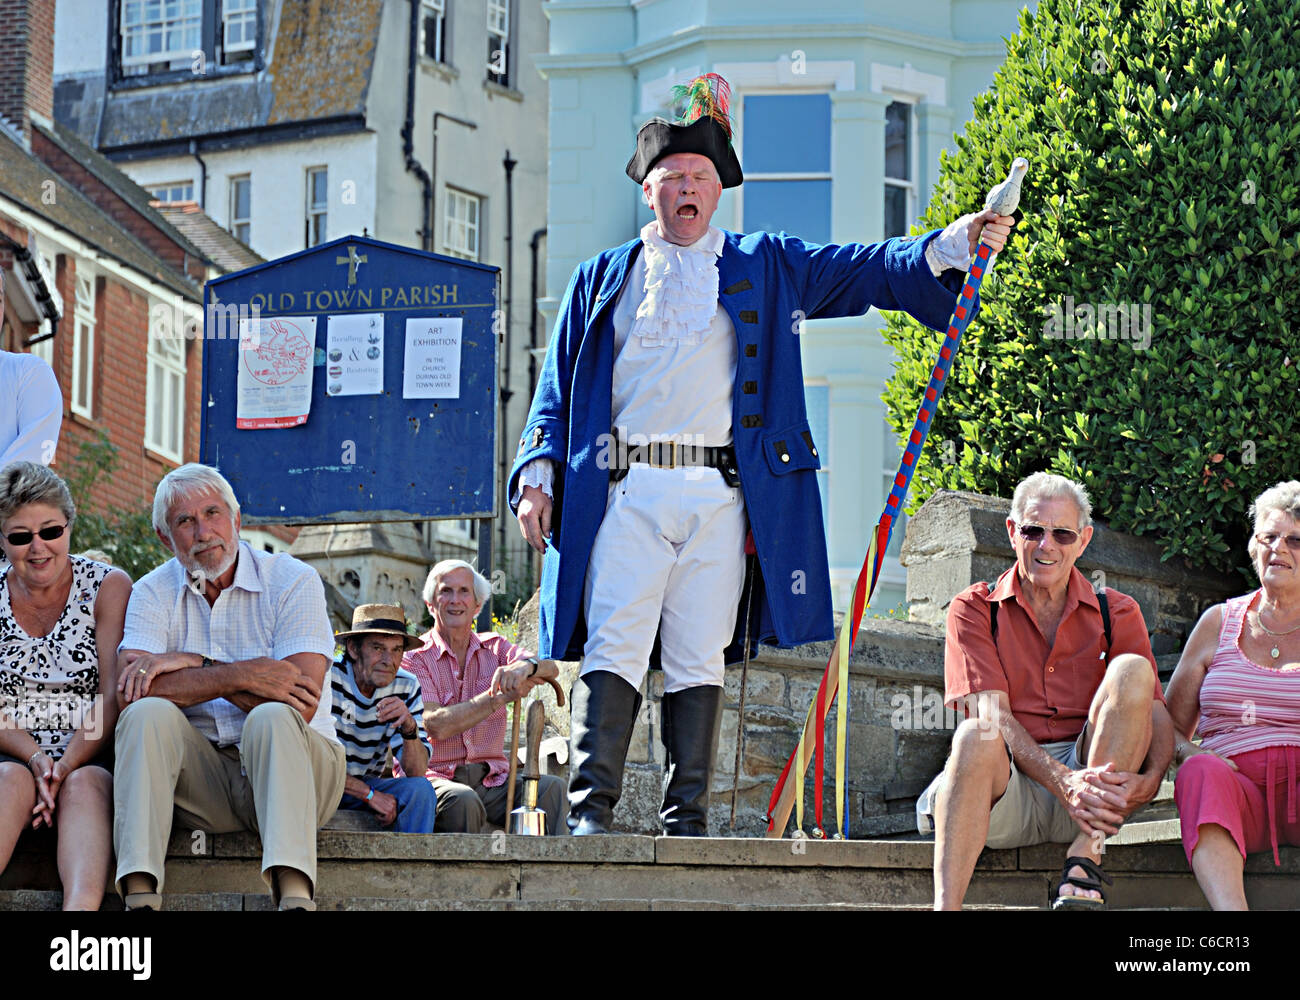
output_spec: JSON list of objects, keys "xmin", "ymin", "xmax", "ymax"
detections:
[
  {"xmin": 763, "ymin": 158, "xmax": 1029, "ymax": 839},
  {"xmin": 504, "ymin": 674, "xmax": 566, "ymax": 829}
]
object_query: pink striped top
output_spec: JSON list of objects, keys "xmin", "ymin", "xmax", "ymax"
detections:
[
  {"xmin": 399, "ymin": 628, "xmax": 525, "ymax": 788},
  {"xmin": 1198, "ymin": 591, "xmax": 1300, "ymax": 758}
]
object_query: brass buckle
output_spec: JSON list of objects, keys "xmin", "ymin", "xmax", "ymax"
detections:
[{"xmin": 648, "ymin": 440, "xmax": 677, "ymax": 468}]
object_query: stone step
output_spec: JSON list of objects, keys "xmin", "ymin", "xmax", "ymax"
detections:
[{"xmin": 8, "ymin": 831, "xmax": 1297, "ymax": 910}]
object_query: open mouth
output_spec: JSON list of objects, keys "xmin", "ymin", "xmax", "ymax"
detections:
[{"xmin": 676, "ymin": 204, "xmax": 699, "ymax": 219}]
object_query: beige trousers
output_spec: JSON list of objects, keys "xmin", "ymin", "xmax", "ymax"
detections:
[{"xmin": 113, "ymin": 697, "xmax": 346, "ymax": 900}]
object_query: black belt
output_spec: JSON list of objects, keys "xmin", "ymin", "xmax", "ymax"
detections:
[{"xmin": 610, "ymin": 440, "xmax": 740, "ymax": 487}]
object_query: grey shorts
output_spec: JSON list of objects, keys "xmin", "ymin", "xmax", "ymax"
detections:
[{"xmin": 917, "ymin": 736, "xmax": 1084, "ymax": 848}]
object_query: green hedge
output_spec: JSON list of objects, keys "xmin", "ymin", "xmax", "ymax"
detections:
[{"xmin": 882, "ymin": 0, "xmax": 1300, "ymax": 577}]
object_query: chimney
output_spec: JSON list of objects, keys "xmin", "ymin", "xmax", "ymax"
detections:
[{"xmin": 0, "ymin": 0, "xmax": 56, "ymax": 141}]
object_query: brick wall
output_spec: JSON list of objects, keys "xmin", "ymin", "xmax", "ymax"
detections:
[
  {"xmin": 49, "ymin": 253, "xmax": 202, "ymax": 517},
  {"xmin": 0, "ymin": 0, "xmax": 54, "ymax": 138}
]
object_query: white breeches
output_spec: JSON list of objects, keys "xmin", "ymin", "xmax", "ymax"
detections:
[{"xmin": 580, "ymin": 464, "xmax": 747, "ymax": 693}]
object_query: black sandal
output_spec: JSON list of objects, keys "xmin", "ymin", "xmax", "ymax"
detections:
[{"xmin": 1052, "ymin": 855, "xmax": 1112, "ymax": 910}]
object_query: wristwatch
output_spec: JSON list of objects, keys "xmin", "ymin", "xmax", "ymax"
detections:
[
  {"xmin": 524, "ymin": 656, "xmax": 539, "ymax": 677},
  {"xmin": 401, "ymin": 725, "xmax": 419, "ymax": 740}
]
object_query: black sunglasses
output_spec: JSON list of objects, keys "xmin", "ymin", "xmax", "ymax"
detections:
[
  {"xmin": 1015, "ymin": 523, "xmax": 1081, "ymax": 546},
  {"xmin": 3, "ymin": 524, "xmax": 68, "ymax": 547}
]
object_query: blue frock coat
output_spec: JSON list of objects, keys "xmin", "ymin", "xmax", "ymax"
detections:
[{"xmin": 508, "ymin": 229, "xmax": 975, "ymax": 663}]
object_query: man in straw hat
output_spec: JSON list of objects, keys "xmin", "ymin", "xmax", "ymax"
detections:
[
  {"xmin": 511, "ymin": 73, "xmax": 1015, "ymax": 836},
  {"xmin": 330, "ymin": 603, "xmax": 437, "ymax": 832}
]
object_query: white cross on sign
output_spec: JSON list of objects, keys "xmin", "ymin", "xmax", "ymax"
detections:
[{"xmin": 336, "ymin": 245, "xmax": 367, "ymax": 285}]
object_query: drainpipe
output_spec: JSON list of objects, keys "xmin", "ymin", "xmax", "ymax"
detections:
[
  {"xmin": 189, "ymin": 139, "xmax": 207, "ymax": 209},
  {"xmin": 527, "ymin": 227, "xmax": 546, "ymax": 399},
  {"xmin": 402, "ymin": 0, "xmax": 433, "ymax": 249},
  {"xmin": 498, "ymin": 150, "xmax": 516, "ymax": 564}
]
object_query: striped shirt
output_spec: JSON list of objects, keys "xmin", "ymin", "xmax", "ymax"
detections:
[
  {"xmin": 399, "ymin": 628, "xmax": 525, "ymax": 788},
  {"xmin": 329, "ymin": 656, "xmax": 431, "ymax": 779},
  {"xmin": 1199, "ymin": 590, "xmax": 1300, "ymax": 758}
]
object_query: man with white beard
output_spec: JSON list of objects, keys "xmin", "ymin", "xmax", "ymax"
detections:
[{"xmin": 111, "ymin": 464, "xmax": 345, "ymax": 911}]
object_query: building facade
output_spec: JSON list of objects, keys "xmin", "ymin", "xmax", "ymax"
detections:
[
  {"xmin": 53, "ymin": 0, "xmax": 551, "ymax": 614},
  {"xmin": 537, "ymin": 0, "xmax": 1032, "ymax": 613}
]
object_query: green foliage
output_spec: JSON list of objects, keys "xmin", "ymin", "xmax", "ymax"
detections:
[
  {"xmin": 882, "ymin": 0, "xmax": 1300, "ymax": 577},
  {"xmin": 62, "ymin": 432, "xmax": 172, "ymax": 582}
]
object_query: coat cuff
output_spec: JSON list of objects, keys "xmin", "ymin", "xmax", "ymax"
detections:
[{"xmin": 886, "ymin": 230, "xmax": 982, "ymax": 332}]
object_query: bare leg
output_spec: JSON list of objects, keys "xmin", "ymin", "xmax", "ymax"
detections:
[
  {"xmin": 933, "ymin": 719, "xmax": 1010, "ymax": 910},
  {"xmin": 55, "ymin": 766, "xmax": 113, "ymax": 911},
  {"xmin": 1190, "ymin": 824, "xmax": 1248, "ymax": 910},
  {"xmin": 1062, "ymin": 653, "xmax": 1156, "ymax": 901},
  {"xmin": 0, "ymin": 763, "xmax": 36, "ymax": 872}
]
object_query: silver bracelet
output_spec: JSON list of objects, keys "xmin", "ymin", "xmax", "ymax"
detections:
[{"xmin": 27, "ymin": 749, "xmax": 43, "ymax": 766}]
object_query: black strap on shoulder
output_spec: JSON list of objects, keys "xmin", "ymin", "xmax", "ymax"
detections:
[
  {"xmin": 986, "ymin": 582, "xmax": 1111, "ymax": 651},
  {"xmin": 1098, "ymin": 587, "xmax": 1112, "ymax": 652}
]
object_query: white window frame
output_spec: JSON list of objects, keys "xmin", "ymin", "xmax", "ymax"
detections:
[
  {"xmin": 487, "ymin": 0, "xmax": 510, "ymax": 85},
  {"xmin": 71, "ymin": 273, "xmax": 95, "ymax": 419},
  {"xmin": 443, "ymin": 188, "xmax": 481, "ymax": 261},
  {"xmin": 737, "ymin": 91, "xmax": 833, "ymax": 239},
  {"xmin": 421, "ymin": 0, "xmax": 447, "ymax": 62},
  {"xmin": 229, "ymin": 174, "xmax": 251, "ymax": 244},
  {"xmin": 305, "ymin": 166, "xmax": 328, "ymax": 248},
  {"xmin": 222, "ymin": 0, "xmax": 257, "ymax": 54},
  {"xmin": 146, "ymin": 318, "xmax": 186, "ymax": 462},
  {"xmin": 120, "ymin": 0, "xmax": 203, "ymax": 69},
  {"xmin": 883, "ymin": 98, "xmax": 918, "ymax": 239},
  {"xmin": 147, "ymin": 181, "xmax": 195, "ymax": 203}
]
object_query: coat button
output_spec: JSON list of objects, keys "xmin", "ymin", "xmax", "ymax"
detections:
[{"xmin": 781, "ymin": 454, "xmax": 790, "ymax": 463}]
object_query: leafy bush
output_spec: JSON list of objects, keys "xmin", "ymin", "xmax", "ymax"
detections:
[
  {"xmin": 882, "ymin": 0, "xmax": 1300, "ymax": 576},
  {"xmin": 62, "ymin": 432, "xmax": 172, "ymax": 581}
]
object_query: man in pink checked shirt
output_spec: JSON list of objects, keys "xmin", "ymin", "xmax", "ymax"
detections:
[{"xmin": 399, "ymin": 559, "xmax": 566, "ymax": 834}]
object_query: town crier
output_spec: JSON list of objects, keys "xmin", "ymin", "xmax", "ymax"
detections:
[{"xmin": 511, "ymin": 73, "xmax": 1014, "ymax": 836}]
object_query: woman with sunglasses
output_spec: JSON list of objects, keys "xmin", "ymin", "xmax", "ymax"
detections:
[
  {"xmin": 1167, "ymin": 481, "xmax": 1300, "ymax": 909},
  {"xmin": 0, "ymin": 461, "xmax": 131, "ymax": 909}
]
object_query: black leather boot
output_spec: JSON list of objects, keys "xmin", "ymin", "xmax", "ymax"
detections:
[
  {"xmin": 660, "ymin": 684, "xmax": 723, "ymax": 836},
  {"xmin": 567, "ymin": 670, "xmax": 642, "ymax": 835}
]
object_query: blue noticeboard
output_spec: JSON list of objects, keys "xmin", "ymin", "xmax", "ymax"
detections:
[{"xmin": 200, "ymin": 235, "xmax": 498, "ymax": 525}]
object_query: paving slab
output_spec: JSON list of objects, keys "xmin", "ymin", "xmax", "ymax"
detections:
[
  {"xmin": 654, "ymin": 835, "xmax": 1016, "ymax": 871},
  {"xmin": 315, "ymin": 860, "xmax": 518, "ymax": 900},
  {"xmin": 519, "ymin": 861, "xmax": 979, "ymax": 908}
]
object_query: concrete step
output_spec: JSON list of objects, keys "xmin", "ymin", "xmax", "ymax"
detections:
[{"xmin": 7, "ymin": 829, "xmax": 1297, "ymax": 910}]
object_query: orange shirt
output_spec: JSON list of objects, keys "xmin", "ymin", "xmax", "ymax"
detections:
[{"xmin": 944, "ymin": 566, "xmax": 1161, "ymax": 743}]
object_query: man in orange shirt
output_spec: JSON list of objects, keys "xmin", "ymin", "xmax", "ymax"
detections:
[{"xmin": 922, "ymin": 472, "xmax": 1173, "ymax": 909}]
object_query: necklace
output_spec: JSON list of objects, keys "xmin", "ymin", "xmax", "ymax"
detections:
[{"xmin": 1256, "ymin": 606, "xmax": 1300, "ymax": 660}]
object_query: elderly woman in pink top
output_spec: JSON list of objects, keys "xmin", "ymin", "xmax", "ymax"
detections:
[
  {"xmin": 1167, "ymin": 481, "xmax": 1300, "ymax": 909},
  {"xmin": 400, "ymin": 559, "xmax": 566, "ymax": 833}
]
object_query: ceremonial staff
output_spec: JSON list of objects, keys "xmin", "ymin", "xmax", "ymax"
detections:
[{"xmin": 762, "ymin": 158, "xmax": 1030, "ymax": 839}]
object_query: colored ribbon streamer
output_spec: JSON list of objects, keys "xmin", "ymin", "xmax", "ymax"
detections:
[{"xmin": 766, "ymin": 241, "xmax": 998, "ymax": 837}]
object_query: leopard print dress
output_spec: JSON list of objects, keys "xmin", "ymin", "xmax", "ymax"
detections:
[{"xmin": 0, "ymin": 555, "xmax": 112, "ymax": 760}]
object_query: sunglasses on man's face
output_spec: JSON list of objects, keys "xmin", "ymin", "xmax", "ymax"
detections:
[
  {"xmin": 1015, "ymin": 523, "xmax": 1081, "ymax": 546},
  {"xmin": 3, "ymin": 524, "xmax": 68, "ymax": 547}
]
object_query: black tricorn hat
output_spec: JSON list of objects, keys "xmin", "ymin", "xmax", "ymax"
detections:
[{"xmin": 626, "ymin": 74, "xmax": 744, "ymax": 189}]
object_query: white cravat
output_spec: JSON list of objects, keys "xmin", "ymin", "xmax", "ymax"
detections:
[{"xmin": 629, "ymin": 222, "xmax": 725, "ymax": 347}]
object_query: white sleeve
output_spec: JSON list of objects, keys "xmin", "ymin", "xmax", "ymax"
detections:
[
  {"xmin": 924, "ymin": 217, "xmax": 974, "ymax": 276},
  {"xmin": 1, "ymin": 356, "xmax": 62, "ymax": 466},
  {"xmin": 510, "ymin": 458, "xmax": 555, "ymax": 506}
]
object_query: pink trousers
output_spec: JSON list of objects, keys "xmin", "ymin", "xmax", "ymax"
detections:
[{"xmin": 1175, "ymin": 745, "xmax": 1300, "ymax": 865}]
